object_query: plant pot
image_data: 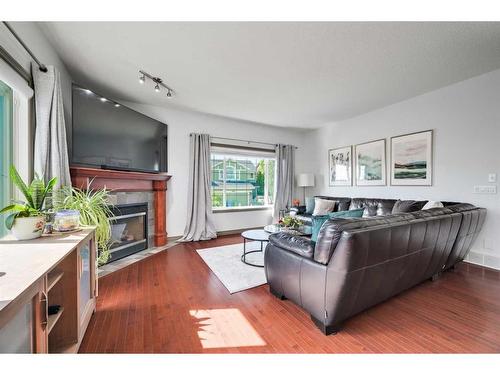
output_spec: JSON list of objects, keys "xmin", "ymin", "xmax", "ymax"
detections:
[{"xmin": 11, "ymin": 216, "xmax": 46, "ymax": 240}]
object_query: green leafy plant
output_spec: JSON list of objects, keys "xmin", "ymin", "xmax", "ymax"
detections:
[
  {"xmin": 0, "ymin": 165, "xmax": 56, "ymax": 230},
  {"xmin": 54, "ymin": 186, "xmax": 113, "ymax": 265},
  {"xmin": 280, "ymin": 215, "xmax": 303, "ymax": 229}
]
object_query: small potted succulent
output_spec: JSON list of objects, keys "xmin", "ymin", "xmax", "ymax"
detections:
[{"xmin": 0, "ymin": 166, "xmax": 56, "ymax": 240}]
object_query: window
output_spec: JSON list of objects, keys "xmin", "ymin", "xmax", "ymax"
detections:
[
  {"xmin": 210, "ymin": 148, "xmax": 276, "ymax": 210},
  {"xmin": 0, "ymin": 80, "xmax": 13, "ymax": 237}
]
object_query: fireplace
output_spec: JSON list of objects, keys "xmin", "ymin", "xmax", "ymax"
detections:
[{"xmin": 107, "ymin": 203, "xmax": 148, "ymax": 263}]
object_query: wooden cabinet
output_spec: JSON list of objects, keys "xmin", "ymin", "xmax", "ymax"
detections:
[{"xmin": 0, "ymin": 229, "xmax": 97, "ymax": 353}]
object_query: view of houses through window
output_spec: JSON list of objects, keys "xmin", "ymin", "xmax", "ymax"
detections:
[{"xmin": 211, "ymin": 151, "xmax": 276, "ymax": 209}]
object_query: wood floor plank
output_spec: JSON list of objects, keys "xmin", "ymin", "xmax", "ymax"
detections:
[{"xmin": 79, "ymin": 235, "xmax": 500, "ymax": 353}]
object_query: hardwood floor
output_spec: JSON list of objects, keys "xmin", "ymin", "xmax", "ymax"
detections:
[{"xmin": 79, "ymin": 235, "xmax": 500, "ymax": 353}]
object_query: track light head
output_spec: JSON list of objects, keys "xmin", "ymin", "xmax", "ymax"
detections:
[
  {"xmin": 139, "ymin": 74, "xmax": 145, "ymax": 84},
  {"xmin": 100, "ymin": 97, "xmax": 107, "ymax": 102},
  {"xmin": 114, "ymin": 103, "xmax": 120, "ymax": 108},
  {"xmin": 155, "ymin": 84, "xmax": 160, "ymax": 93},
  {"xmin": 166, "ymin": 90, "xmax": 172, "ymax": 98}
]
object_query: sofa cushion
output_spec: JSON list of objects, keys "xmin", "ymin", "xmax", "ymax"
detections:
[
  {"xmin": 349, "ymin": 198, "xmax": 397, "ymax": 217},
  {"xmin": 268, "ymin": 232, "xmax": 314, "ymax": 258},
  {"xmin": 313, "ymin": 198, "xmax": 337, "ymax": 216},
  {"xmin": 392, "ymin": 199, "xmax": 427, "ymax": 214},
  {"xmin": 295, "ymin": 213, "xmax": 312, "ymax": 225},
  {"xmin": 305, "ymin": 197, "xmax": 315, "ymax": 214}
]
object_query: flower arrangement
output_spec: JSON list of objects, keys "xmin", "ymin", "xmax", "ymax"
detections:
[{"xmin": 279, "ymin": 215, "xmax": 303, "ymax": 229}]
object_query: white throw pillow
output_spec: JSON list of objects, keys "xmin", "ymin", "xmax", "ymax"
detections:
[
  {"xmin": 312, "ymin": 198, "xmax": 336, "ymax": 216},
  {"xmin": 422, "ymin": 201, "xmax": 444, "ymax": 210}
]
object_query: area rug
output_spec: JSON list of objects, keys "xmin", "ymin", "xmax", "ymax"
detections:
[{"xmin": 196, "ymin": 242, "xmax": 267, "ymax": 294}]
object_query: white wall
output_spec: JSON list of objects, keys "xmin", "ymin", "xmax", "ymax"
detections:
[
  {"xmin": 123, "ymin": 103, "xmax": 309, "ymax": 237},
  {"xmin": 302, "ymin": 69, "xmax": 500, "ymax": 270}
]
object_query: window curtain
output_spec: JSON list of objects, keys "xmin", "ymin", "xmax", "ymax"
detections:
[
  {"xmin": 178, "ymin": 133, "xmax": 217, "ymax": 242},
  {"xmin": 32, "ymin": 64, "xmax": 71, "ymax": 187},
  {"xmin": 273, "ymin": 144, "xmax": 295, "ymax": 221}
]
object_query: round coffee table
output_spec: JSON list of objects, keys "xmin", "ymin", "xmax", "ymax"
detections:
[{"xmin": 241, "ymin": 229, "xmax": 270, "ymax": 268}]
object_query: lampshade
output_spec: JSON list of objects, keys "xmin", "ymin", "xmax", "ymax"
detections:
[{"xmin": 297, "ymin": 173, "xmax": 315, "ymax": 187}]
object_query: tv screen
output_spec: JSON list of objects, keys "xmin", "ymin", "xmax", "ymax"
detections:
[{"xmin": 72, "ymin": 84, "xmax": 168, "ymax": 173}]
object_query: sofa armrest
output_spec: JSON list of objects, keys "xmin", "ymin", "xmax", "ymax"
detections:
[{"xmin": 269, "ymin": 232, "xmax": 314, "ymax": 259}]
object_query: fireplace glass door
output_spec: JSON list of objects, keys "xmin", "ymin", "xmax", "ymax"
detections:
[{"xmin": 108, "ymin": 203, "xmax": 148, "ymax": 263}]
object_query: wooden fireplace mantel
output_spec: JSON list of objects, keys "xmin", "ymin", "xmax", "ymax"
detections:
[{"xmin": 70, "ymin": 166, "xmax": 172, "ymax": 247}]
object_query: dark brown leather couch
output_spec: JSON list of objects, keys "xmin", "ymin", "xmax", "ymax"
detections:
[{"xmin": 264, "ymin": 198, "xmax": 486, "ymax": 335}]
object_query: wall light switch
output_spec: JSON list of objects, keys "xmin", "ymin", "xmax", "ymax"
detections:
[
  {"xmin": 488, "ymin": 173, "xmax": 497, "ymax": 183},
  {"xmin": 473, "ymin": 185, "xmax": 497, "ymax": 194}
]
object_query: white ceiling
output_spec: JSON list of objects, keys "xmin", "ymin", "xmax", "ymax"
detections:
[{"xmin": 39, "ymin": 22, "xmax": 500, "ymax": 129}]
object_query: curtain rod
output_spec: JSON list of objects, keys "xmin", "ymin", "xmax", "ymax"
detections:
[
  {"xmin": 207, "ymin": 135, "xmax": 297, "ymax": 149},
  {"xmin": 3, "ymin": 22, "xmax": 48, "ymax": 73}
]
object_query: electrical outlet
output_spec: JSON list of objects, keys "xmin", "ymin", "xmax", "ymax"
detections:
[
  {"xmin": 473, "ymin": 185, "xmax": 497, "ymax": 194},
  {"xmin": 488, "ymin": 173, "xmax": 497, "ymax": 183}
]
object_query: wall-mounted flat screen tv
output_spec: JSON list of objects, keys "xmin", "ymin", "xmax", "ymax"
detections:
[{"xmin": 72, "ymin": 84, "xmax": 168, "ymax": 173}]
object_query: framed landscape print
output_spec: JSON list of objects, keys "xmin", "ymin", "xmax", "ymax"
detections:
[
  {"xmin": 328, "ymin": 146, "xmax": 352, "ymax": 186},
  {"xmin": 355, "ymin": 139, "xmax": 386, "ymax": 186},
  {"xmin": 390, "ymin": 130, "xmax": 433, "ymax": 186}
]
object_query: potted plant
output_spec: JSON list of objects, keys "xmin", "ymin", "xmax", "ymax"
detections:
[
  {"xmin": 54, "ymin": 185, "xmax": 113, "ymax": 265},
  {"xmin": 0, "ymin": 166, "xmax": 57, "ymax": 240}
]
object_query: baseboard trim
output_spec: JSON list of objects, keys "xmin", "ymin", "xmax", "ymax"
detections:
[
  {"xmin": 217, "ymin": 227, "xmax": 262, "ymax": 236},
  {"xmin": 167, "ymin": 235, "xmax": 182, "ymax": 242}
]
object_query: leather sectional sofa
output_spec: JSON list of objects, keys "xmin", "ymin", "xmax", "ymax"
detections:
[{"xmin": 264, "ymin": 196, "xmax": 486, "ymax": 335}]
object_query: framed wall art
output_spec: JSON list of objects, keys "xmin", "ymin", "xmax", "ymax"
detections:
[
  {"xmin": 390, "ymin": 130, "xmax": 433, "ymax": 186},
  {"xmin": 328, "ymin": 146, "xmax": 352, "ymax": 186},
  {"xmin": 355, "ymin": 139, "xmax": 386, "ymax": 186}
]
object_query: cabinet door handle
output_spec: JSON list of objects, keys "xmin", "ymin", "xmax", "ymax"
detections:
[{"xmin": 40, "ymin": 291, "xmax": 48, "ymax": 329}]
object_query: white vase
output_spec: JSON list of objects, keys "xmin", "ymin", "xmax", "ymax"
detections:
[{"xmin": 11, "ymin": 216, "xmax": 46, "ymax": 240}]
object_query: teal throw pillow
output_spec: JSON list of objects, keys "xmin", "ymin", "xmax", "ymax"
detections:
[
  {"xmin": 305, "ymin": 197, "xmax": 315, "ymax": 214},
  {"xmin": 328, "ymin": 208, "xmax": 365, "ymax": 219},
  {"xmin": 311, "ymin": 215, "xmax": 329, "ymax": 242},
  {"xmin": 311, "ymin": 208, "xmax": 365, "ymax": 243}
]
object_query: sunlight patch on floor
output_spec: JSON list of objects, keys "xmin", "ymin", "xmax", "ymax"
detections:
[{"xmin": 189, "ymin": 308, "xmax": 266, "ymax": 349}]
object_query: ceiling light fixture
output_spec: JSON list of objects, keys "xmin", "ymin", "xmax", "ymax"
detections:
[
  {"xmin": 114, "ymin": 103, "xmax": 120, "ymax": 108},
  {"xmin": 138, "ymin": 70, "xmax": 174, "ymax": 97},
  {"xmin": 100, "ymin": 97, "xmax": 107, "ymax": 102}
]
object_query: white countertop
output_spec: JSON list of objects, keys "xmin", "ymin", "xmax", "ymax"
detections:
[{"xmin": 0, "ymin": 228, "xmax": 94, "ymax": 312}]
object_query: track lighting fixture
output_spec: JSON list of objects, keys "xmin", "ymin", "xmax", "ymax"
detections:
[
  {"xmin": 138, "ymin": 70, "xmax": 174, "ymax": 97},
  {"xmin": 100, "ymin": 97, "xmax": 107, "ymax": 102},
  {"xmin": 114, "ymin": 103, "xmax": 120, "ymax": 108}
]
